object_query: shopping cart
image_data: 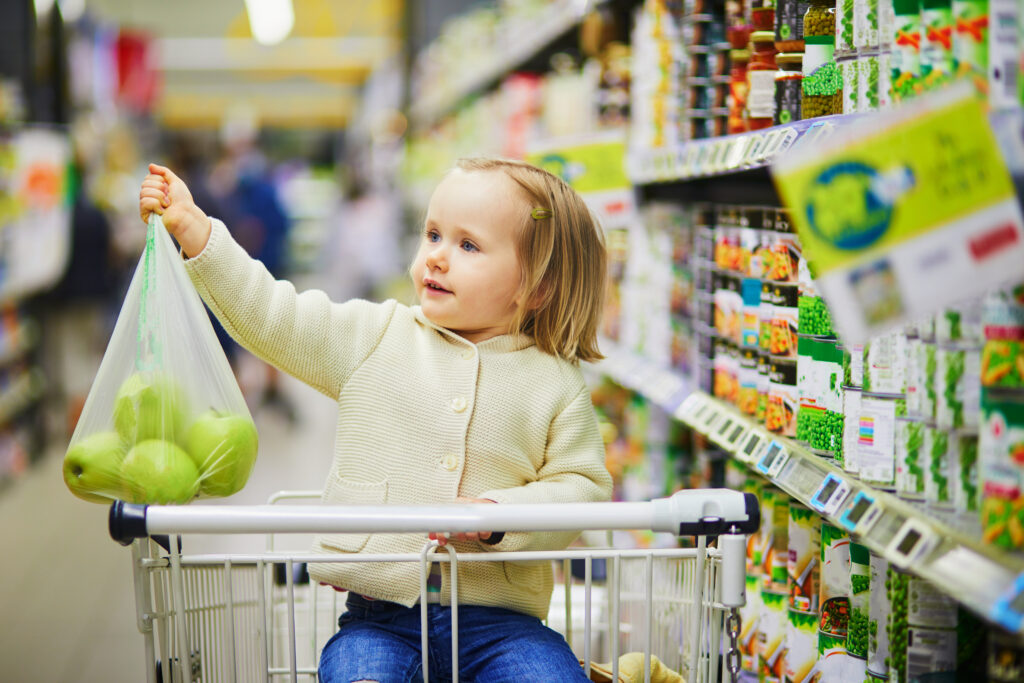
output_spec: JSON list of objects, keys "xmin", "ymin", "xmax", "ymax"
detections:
[{"xmin": 108, "ymin": 488, "xmax": 759, "ymax": 683}]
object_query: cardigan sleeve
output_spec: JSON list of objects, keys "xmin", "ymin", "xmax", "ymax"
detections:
[
  {"xmin": 184, "ymin": 218, "xmax": 396, "ymax": 399},
  {"xmin": 477, "ymin": 386, "xmax": 613, "ymax": 553}
]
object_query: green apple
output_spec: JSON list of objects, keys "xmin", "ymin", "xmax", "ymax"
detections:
[
  {"xmin": 184, "ymin": 410, "xmax": 259, "ymax": 497},
  {"xmin": 63, "ymin": 431, "xmax": 129, "ymax": 503},
  {"xmin": 120, "ymin": 439, "xmax": 200, "ymax": 504},
  {"xmin": 112, "ymin": 372, "xmax": 189, "ymax": 445}
]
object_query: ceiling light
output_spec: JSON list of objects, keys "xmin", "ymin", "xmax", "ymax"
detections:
[{"xmin": 243, "ymin": 0, "xmax": 294, "ymax": 46}]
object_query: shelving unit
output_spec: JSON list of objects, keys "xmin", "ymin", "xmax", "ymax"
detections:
[
  {"xmin": 597, "ymin": 337, "xmax": 1024, "ymax": 634},
  {"xmin": 408, "ymin": 1, "xmax": 590, "ymax": 130}
]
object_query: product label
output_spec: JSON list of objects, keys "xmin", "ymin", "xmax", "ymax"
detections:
[
  {"xmin": 819, "ymin": 524, "xmax": 853, "ymax": 636},
  {"xmin": 776, "ymin": 77, "xmax": 803, "ymax": 124},
  {"xmin": 952, "ymin": 0, "xmax": 990, "ymax": 79},
  {"xmin": 896, "ymin": 418, "xmax": 928, "ymax": 499},
  {"xmin": 749, "ymin": 70, "xmax": 779, "ymax": 116},
  {"xmin": 786, "ymin": 608, "xmax": 819, "ymax": 681},
  {"xmin": 841, "ymin": 58, "xmax": 861, "ymax": 113},
  {"xmin": 867, "ymin": 554, "xmax": 891, "ymax": 676},
  {"xmin": 760, "ymin": 590, "xmax": 788, "ymax": 680},
  {"xmin": 859, "ymin": 53, "xmax": 882, "ymax": 110},
  {"xmin": 979, "ymin": 392, "xmax": 1024, "ymax": 548},
  {"xmin": 838, "ymin": 0, "xmax": 857, "ymax": 50},
  {"xmin": 776, "ymin": 0, "xmax": 809, "ymax": 42},
  {"xmin": 858, "ymin": 395, "xmax": 898, "ymax": 485},
  {"xmin": 803, "ymin": 39, "xmax": 843, "ymax": 96},
  {"xmin": 788, "ymin": 502, "xmax": 821, "ymax": 611},
  {"xmin": 741, "ymin": 576, "xmax": 762, "ymax": 672},
  {"xmin": 857, "ymin": 0, "xmax": 882, "ymax": 47},
  {"xmin": 844, "ymin": 389, "xmax": 863, "ymax": 473},
  {"xmin": 921, "ymin": 4, "xmax": 955, "ymax": 90},
  {"xmin": 892, "ymin": 11, "xmax": 922, "ymax": 101},
  {"xmin": 906, "ymin": 626, "xmax": 957, "ymax": 678}
]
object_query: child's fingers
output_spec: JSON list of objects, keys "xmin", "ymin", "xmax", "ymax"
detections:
[{"xmin": 148, "ymin": 163, "xmax": 184, "ymax": 187}]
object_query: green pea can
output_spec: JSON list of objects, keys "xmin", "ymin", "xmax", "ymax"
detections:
[
  {"xmin": 895, "ymin": 416, "xmax": 928, "ymax": 500},
  {"xmin": 863, "ymin": 331, "xmax": 907, "ymax": 395},
  {"xmin": 857, "ymin": 394, "xmax": 899, "ymax": 489},
  {"xmin": 818, "ymin": 523, "xmax": 851, "ymax": 639},
  {"xmin": 842, "ymin": 387, "xmax": 863, "ymax": 476},
  {"xmin": 837, "ymin": 0, "xmax": 856, "ymax": 50},
  {"xmin": 857, "ymin": 49, "xmax": 883, "ymax": 111},
  {"xmin": 848, "ymin": 542, "xmax": 871, "ymax": 659},
  {"xmin": 936, "ymin": 345, "xmax": 982, "ymax": 430},
  {"xmin": 926, "ymin": 425, "xmax": 955, "ymax": 509},
  {"xmin": 867, "ymin": 554, "xmax": 890, "ymax": 677},
  {"xmin": 842, "ymin": 342, "xmax": 865, "ymax": 387},
  {"xmin": 839, "ymin": 53, "xmax": 860, "ymax": 113},
  {"xmin": 953, "ymin": 429, "xmax": 980, "ymax": 519},
  {"xmin": 887, "ymin": 566, "xmax": 910, "ymax": 683},
  {"xmin": 856, "ymin": 0, "xmax": 882, "ymax": 46},
  {"xmin": 936, "ymin": 302, "xmax": 984, "ymax": 344}
]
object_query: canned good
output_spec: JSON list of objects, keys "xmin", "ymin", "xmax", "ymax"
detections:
[
  {"xmin": 954, "ymin": 429, "xmax": 979, "ymax": 517},
  {"xmin": 766, "ymin": 283, "xmax": 800, "ymax": 357},
  {"xmin": 843, "ymin": 342, "xmax": 865, "ymax": 387},
  {"xmin": 819, "ymin": 523, "xmax": 852, "ymax": 638},
  {"xmin": 926, "ymin": 425, "xmax": 954, "ymax": 509},
  {"xmin": 858, "ymin": 49, "xmax": 883, "ymax": 111},
  {"xmin": 864, "ymin": 331, "xmax": 907, "ymax": 395},
  {"xmin": 895, "ymin": 416, "xmax": 927, "ymax": 500},
  {"xmin": 839, "ymin": 54, "xmax": 860, "ymax": 113},
  {"xmin": 891, "ymin": 0, "xmax": 923, "ymax": 102},
  {"xmin": 786, "ymin": 608, "xmax": 819, "ymax": 682},
  {"xmin": 982, "ymin": 287, "xmax": 1024, "ymax": 389},
  {"xmin": 796, "ymin": 337, "xmax": 845, "ymax": 459},
  {"xmin": 867, "ymin": 554, "xmax": 890, "ymax": 677},
  {"xmin": 798, "ymin": 294, "xmax": 835, "ymax": 336},
  {"xmin": 836, "ymin": 0, "xmax": 856, "ymax": 51},
  {"xmin": 788, "ymin": 501, "xmax": 821, "ymax": 612},
  {"xmin": 848, "ymin": 542, "xmax": 871, "ymax": 659},
  {"xmin": 758, "ymin": 351, "xmax": 771, "ymax": 423},
  {"xmin": 980, "ymin": 390, "xmax": 1024, "ymax": 549},
  {"xmin": 817, "ymin": 632, "xmax": 868, "ymax": 679},
  {"xmin": 843, "ymin": 387, "xmax": 863, "ymax": 476},
  {"xmin": 776, "ymin": 0, "xmax": 810, "ymax": 51},
  {"xmin": 742, "ymin": 278, "xmax": 763, "ymax": 348},
  {"xmin": 738, "ymin": 347, "xmax": 760, "ymax": 417},
  {"xmin": 905, "ymin": 626, "xmax": 957, "ymax": 680},
  {"xmin": 906, "ymin": 338, "xmax": 937, "ymax": 420},
  {"xmin": 887, "ymin": 566, "xmax": 910, "ymax": 683},
  {"xmin": 740, "ymin": 576, "xmax": 762, "ymax": 673},
  {"xmin": 936, "ymin": 345, "xmax": 981, "ymax": 430},
  {"xmin": 761, "ymin": 486, "xmax": 792, "ymax": 592},
  {"xmin": 715, "ymin": 273, "xmax": 743, "ymax": 343},
  {"xmin": 908, "ymin": 574, "xmax": 958, "ymax": 629},
  {"xmin": 767, "ymin": 356, "xmax": 799, "ymax": 436},
  {"xmin": 858, "ymin": 393, "xmax": 900, "ymax": 488},
  {"xmin": 759, "ymin": 589, "xmax": 788, "ymax": 681},
  {"xmin": 774, "ymin": 52, "xmax": 804, "ymax": 124},
  {"xmin": 856, "ymin": 0, "xmax": 881, "ymax": 47},
  {"xmin": 713, "ymin": 339, "xmax": 740, "ymax": 404},
  {"xmin": 921, "ymin": 0, "xmax": 955, "ymax": 91},
  {"xmin": 937, "ymin": 302, "xmax": 984, "ymax": 343},
  {"xmin": 766, "ymin": 215, "xmax": 802, "ymax": 283}
]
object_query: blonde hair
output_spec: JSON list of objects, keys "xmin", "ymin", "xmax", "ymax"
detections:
[{"xmin": 454, "ymin": 157, "xmax": 606, "ymax": 363}]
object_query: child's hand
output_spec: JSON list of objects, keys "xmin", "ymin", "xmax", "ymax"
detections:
[
  {"xmin": 430, "ymin": 497, "xmax": 497, "ymax": 546},
  {"xmin": 139, "ymin": 163, "xmax": 211, "ymax": 258}
]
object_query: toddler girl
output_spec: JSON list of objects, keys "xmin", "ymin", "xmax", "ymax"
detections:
[{"xmin": 139, "ymin": 157, "xmax": 613, "ymax": 682}]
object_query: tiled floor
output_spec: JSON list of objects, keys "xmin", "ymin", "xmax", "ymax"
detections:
[{"xmin": 0, "ymin": 357, "xmax": 339, "ymax": 683}]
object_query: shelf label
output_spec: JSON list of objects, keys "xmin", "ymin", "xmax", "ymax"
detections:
[
  {"xmin": 737, "ymin": 430, "xmax": 767, "ymax": 464},
  {"xmin": 772, "ymin": 85, "xmax": 1024, "ymax": 344},
  {"xmin": 757, "ymin": 440, "xmax": 790, "ymax": 478},
  {"xmin": 723, "ymin": 421, "xmax": 749, "ymax": 449},
  {"xmin": 838, "ymin": 490, "xmax": 883, "ymax": 534},
  {"xmin": 744, "ymin": 134, "xmax": 766, "ymax": 164},
  {"xmin": 991, "ymin": 574, "xmax": 1024, "ymax": 632},
  {"xmin": 699, "ymin": 403, "xmax": 723, "ymax": 432},
  {"xmin": 712, "ymin": 414, "xmax": 737, "ymax": 446},
  {"xmin": 809, "ymin": 473, "xmax": 852, "ymax": 517},
  {"xmin": 676, "ymin": 393, "xmax": 706, "ymax": 424},
  {"xmin": 885, "ymin": 518, "xmax": 938, "ymax": 569}
]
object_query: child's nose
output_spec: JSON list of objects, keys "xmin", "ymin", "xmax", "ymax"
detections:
[{"xmin": 425, "ymin": 245, "xmax": 447, "ymax": 270}]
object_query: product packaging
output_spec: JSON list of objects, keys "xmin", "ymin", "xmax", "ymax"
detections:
[
  {"xmin": 920, "ymin": 0, "xmax": 955, "ymax": 90},
  {"xmin": 843, "ymin": 387, "xmax": 863, "ymax": 476},
  {"xmin": 789, "ymin": 501, "xmax": 822, "ymax": 612},
  {"xmin": 848, "ymin": 542, "xmax": 871, "ymax": 659},
  {"xmin": 768, "ymin": 356, "xmax": 799, "ymax": 436},
  {"xmin": 857, "ymin": 394, "xmax": 899, "ymax": 488},
  {"xmin": 935, "ymin": 345, "xmax": 982, "ymax": 429},
  {"xmin": 891, "ymin": 0, "xmax": 923, "ymax": 100},
  {"xmin": 895, "ymin": 416, "xmax": 928, "ymax": 500},
  {"xmin": 979, "ymin": 389, "xmax": 1024, "ymax": 548},
  {"xmin": 867, "ymin": 554, "xmax": 890, "ymax": 678},
  {"xmin": 760, "ymin": 589, "xmax": 789, "ymax": 681},
  {"xmin": 62, "ymin": 216, "xmax": 258, "ymax": 505}
]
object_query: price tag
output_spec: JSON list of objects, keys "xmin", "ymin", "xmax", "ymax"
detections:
[
  {"xmin": 838, "ymin": 490, "xmax": 883, "ymax": 534},
  {"xmin": 711, "ymin": 414, "xmax": 737, "ymax": 446},
  {"xmin": 693, "ymin": 143, "xmax": 711, "ymax": 175},
  {"xmin": 809, "ymin": 473, "xmax": 852, "ymax": 517},
  {"xmin": 743, "ymin": 134, "xmax": 766, "ymax": 165},
  {"xmin": 723, "ymin": 421, "xmax": 749, "ymax": 449},
  {"xmin": 676, "ymin": 393, "xmax": 706, "ymax": 424},
  {"xmin": 885, "ymin": 518, "xmax": 937, "ymax": 569},
  {"xmin": 700, "ymin": 403, "xmax": 723, "ymax": 432},
  {"xmin": 774, "ymin": 127, "xmax": 799, "ymax": 156},
  {"xmin": 724, "ymin": 138, "xmax": 746, "ymax": 170},
  {"xmin": 756, "ymin": 440, "xmax": 789, "ymax": 478},
  {"xmin": 737, "ymin": 430, "xmax": 767, "ymax": 464},
  {"xmin": 992, "ymin": 574, "xmax": 1024, "ymax": 632}
]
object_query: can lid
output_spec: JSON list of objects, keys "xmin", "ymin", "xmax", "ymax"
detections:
[{"xmin": 776, "ymin": 52, "xmax": 804, "ymax": 65}]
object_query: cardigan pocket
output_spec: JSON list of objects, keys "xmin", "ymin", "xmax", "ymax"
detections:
[{"xmin": 319, "ymin": 475, "xmax": 388, "ymax": 553}]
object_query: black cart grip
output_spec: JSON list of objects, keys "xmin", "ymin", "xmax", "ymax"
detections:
[{"xmin": 109, "ymin": 500, "xmax": 149, "ymax": 546}]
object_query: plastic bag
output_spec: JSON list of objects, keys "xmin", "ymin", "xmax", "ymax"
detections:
[{"xmin": 63, "ymin": 215, "xmax": 257, "ymax": 504}]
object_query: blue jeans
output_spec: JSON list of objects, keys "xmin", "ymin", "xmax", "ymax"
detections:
[{"xmin": 317, "ymin": 593, "xmax": 589, "ymax": 682}]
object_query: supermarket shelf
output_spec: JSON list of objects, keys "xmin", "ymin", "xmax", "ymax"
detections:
[
  {"xmin": 627, "ymin": 114, "xmax": 860, "ymax": 186},
  {"xmin": 674, "ymin": 390, "xmax": 1024, "ymax": 635},
  {"xmin": 408, "ymin": 1, "xmax": 589, "ymax": 130},
  {"xmin": 592, "ymin": 339, "xmax": 692, "ymax": 415}
]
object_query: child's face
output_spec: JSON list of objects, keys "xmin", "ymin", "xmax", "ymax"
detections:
[{"xmin": 411, "ymin": 169, "xmax": 527, "ymax": 343}]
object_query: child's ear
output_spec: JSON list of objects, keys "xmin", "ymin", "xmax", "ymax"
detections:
[{"xmin": 525, "ymin": 280, "xmax": 550, "ymax": 311}]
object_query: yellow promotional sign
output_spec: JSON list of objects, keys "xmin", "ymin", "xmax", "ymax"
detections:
[
  {"xmin": 774, "ymin": 94, "xmax": 1016, "ymax": 275},
  {"xmin": 526, "ymin": 136, "xmax": 630, "ymax": 195},
  {"xmin": 771, "ymin": 84, "xmax": 1024, "ymax": 343}
]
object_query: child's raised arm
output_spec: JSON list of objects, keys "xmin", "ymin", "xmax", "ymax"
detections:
[{"xmin": 139, "ymin": 163, "xmax": 212, "ymax": 258}]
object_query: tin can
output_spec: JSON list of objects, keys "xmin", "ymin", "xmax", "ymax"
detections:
[
  {"xmin": 788, "ymin": 501, "xmax": 821, "ymax": 612},
  {"xmin": 848, "ymin": 542, "xmax": 871, "ymax": 659},
  {"xmin": 740, "ymin": 575, "xmax": 762, "ymax": 673},
  {"xmin": 858, "ymin": 393, "xmax": 900, "ymax": 489},
  {"xmin": 759, "ymin": 589, "xmax": 788, "ymax": 681},
  {"xmin": 867, "ymin": 554, "xmax": 890, "ymax": 677},
  {"xmin": 895, "ymin": 416, "xmax": 928, "ymax": 500},
  {"xmin": 768, "ymin": 356, "xmax": 799, "ymax": 437},
  {"xmin": 926, "ymin": 425, "xmax": 955, "ymax": 509},
  {"xmin": 785, "ymin": 607, "xmax": 819, "ymax": 682},
  {"xmin": 864, "ymin": 331, "xmax": 907, "ymax": 395},
  {"xmin": 818, "ymin": 523, "xmax": 852, "ymax": 639},
  {"xmin": 762, "ymin": 486, "xmax": 792, "ymax": 593},
  {"xmin": 980, "ymin": 390, "xmax": 1024, "ymax": 549},
  {"xmin": 839, "ymin": 54, "xmax": 860, "ymax": 113},
  {"xmin": 843, "ymin": 387, "xmax": 863, "ymax": 476}
]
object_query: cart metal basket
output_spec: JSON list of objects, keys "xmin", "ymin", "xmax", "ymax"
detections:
[{"xmin": 109, "ymin": 488, "xmax": 758, "ymax": 683}]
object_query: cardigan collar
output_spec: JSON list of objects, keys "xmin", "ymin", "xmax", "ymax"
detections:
[{"xmin": 412, "ymin": 306, "xmax": 535, "ymax": 353}]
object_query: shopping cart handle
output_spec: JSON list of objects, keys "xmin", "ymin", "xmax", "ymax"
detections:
[{"xmin": 108, "ymin": 490, "xmax": 759, "ymax": 543}]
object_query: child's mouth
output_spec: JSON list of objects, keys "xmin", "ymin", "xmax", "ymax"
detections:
[{"xmin": 424, "ymin": 280, "xmax": 451, "ymax": 294}]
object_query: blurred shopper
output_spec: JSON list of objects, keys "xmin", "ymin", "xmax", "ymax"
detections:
[
  {"xmin": 208, "ymin": 123, "xmax": 296, "ymax": 423},
  {"xmin": 42, "ymin": 145, "xmax": 118, "ymax": 436},
  {"xmin": 139, "ymin": 157, "xmax": 612, "ymax": 682}
]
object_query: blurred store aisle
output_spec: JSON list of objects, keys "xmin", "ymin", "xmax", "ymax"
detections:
[{"xmin": 0, "ymin": 354, "xmax": 339, "ymax": 682}]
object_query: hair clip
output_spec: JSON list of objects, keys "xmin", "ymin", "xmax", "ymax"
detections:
[{"xmin": 531, "ymin": 208, "xmax": 552, "ymax": 220}]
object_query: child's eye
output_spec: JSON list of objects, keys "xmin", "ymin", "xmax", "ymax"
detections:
[
  {"xmin": 425, "ymin": 229, "xmax": 440, "ymax": 243},
  {"xmin": 461, "ymin": 240, "xmax": 478, "ymax": 253}
]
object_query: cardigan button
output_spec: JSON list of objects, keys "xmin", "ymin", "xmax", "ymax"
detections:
[
  {"xmin": 462, "ymin": 348, "xmax": 475, "ymax": 360},
  {"xmin": 442, "ymin": 454, "xmax": 458, "ymax": 471},
  {"xmin": 451, "ymin": 397, "xmax": 467, "ymax": 413}
]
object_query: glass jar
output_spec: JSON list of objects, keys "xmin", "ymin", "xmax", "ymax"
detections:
[
  {"xmin": 802, "ymin": 0, "xmax": 842, "ymax": 118},
  {"xmin": 776, "ymin": 0, "xmax": 809, "ymax": 51},
  {"xmin": 775, "ymin": 52, "xmax": 803, "ymax": 124},
  {"xmin": 728, "ymin": 49, "xmax": 751, "ymax": 134},
  {"xmin": 752, "ymin": 0, "xmax": 777, "ymax": 31},
  {"xmin": 747, "ymin": 32, "xmax": 778, "ymax": 130}
]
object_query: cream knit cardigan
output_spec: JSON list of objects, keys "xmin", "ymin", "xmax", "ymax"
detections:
[{"xmin": 185, "ymin": 219, "xmax": 613, "ymax": 619}]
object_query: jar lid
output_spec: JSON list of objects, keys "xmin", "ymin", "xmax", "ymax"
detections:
[
  {"xmin": 750, "ymin": 30, "xmax": 776, "ymax": 44},
  {"xmin": 730, "ymin": 49, "xmax": 751, "ymax": 61},
  {"xmin": 776, "ymin": 52, "xmax": 803, "ymax": 64}
]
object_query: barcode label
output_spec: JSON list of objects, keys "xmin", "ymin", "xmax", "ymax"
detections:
[
  {"xmin": 1001, "ymin": 59, "xmax": 1019, "ymax": 98},
  {"xmin": 907, "ymin": 652, "xmax": 935, "ymax": 677}
]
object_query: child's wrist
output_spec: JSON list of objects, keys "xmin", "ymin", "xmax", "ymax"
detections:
[{"xmin": 179, "ymin": 208, "xmax": 212, "ymax": 258}]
